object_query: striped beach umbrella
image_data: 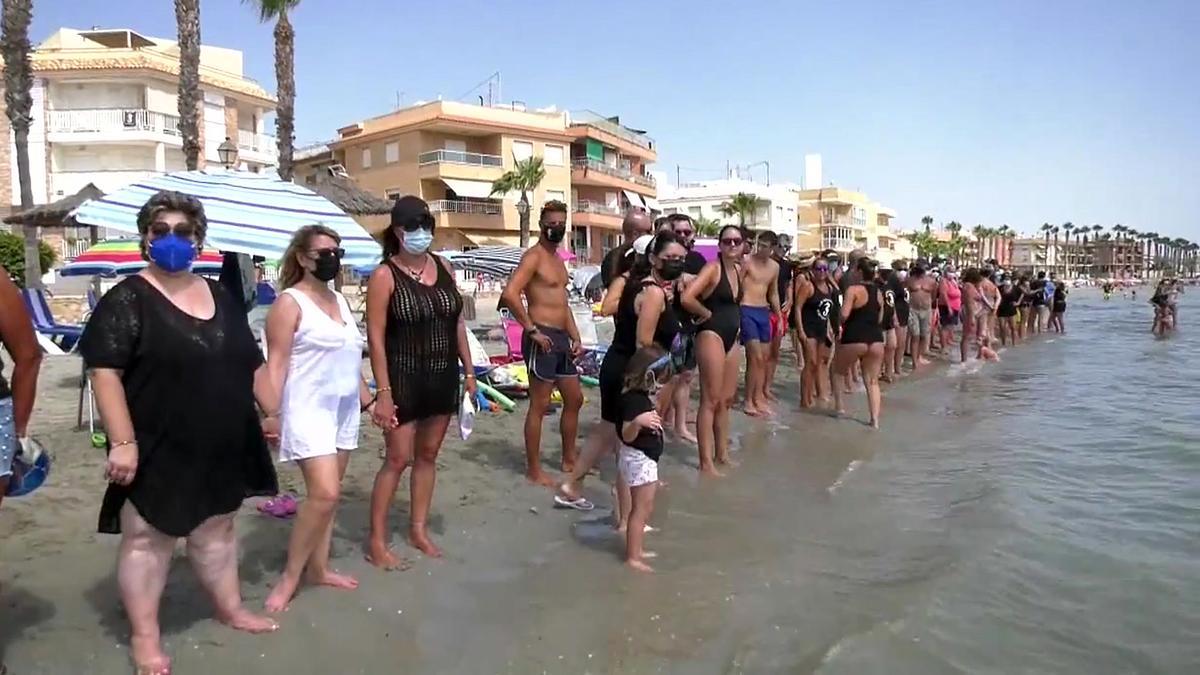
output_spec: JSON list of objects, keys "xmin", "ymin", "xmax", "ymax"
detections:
[
  {"xmin": 60, "ymin": 239, "xmax": 224, "ymax": 277},
  {"xmin": 440, "ymin": 246, "xmax": 526, "ymax": 279},
  {"xmin": 70, "ymin": 169, "xmax": 380, "ymax": 266}
]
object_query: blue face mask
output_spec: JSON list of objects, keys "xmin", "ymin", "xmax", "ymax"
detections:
[
  {"xmin": 402, "ymin": 227, "xmax": 433, "ymax": 255},
  {"xmin": 148, "ymin": 233, "xmax": 197, "ymax": 273}
]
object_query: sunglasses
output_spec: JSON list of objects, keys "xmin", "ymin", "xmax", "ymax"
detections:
[
  {"xmin": 148, "ymin": 220, "xmax": 198, "ymax": 238},
  {"xmin": 814, "ymin": 265, "xmax": 829, "ymax": 272},
  {"xmin": 674, "ymin": 229, "xmax": 694, "ymax": 237},
  {"xmin": 310, "ymin": 247, "xmax": 345, "ymax": 260},
  {"xmin": 399, "ymin": 213, "xmax": 435, "ymax": 232},
  {"xmin": 720, "ymin": 237, "xmax": 743, "ymax": 246}
]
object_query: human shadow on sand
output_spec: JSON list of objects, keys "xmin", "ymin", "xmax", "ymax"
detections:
[{"xmin": 0, "ymin": 584, "xmax": 56, "ymax": 665}]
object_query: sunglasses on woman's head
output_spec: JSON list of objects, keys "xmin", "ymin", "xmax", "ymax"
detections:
[{"xmin": 400, "ymin": 214, "xmax": 435, "ymax": 232}]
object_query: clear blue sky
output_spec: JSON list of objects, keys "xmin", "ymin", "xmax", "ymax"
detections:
[{"xmin": 31, "ymin": 0, "xmax": 1200, "ymax": 240}]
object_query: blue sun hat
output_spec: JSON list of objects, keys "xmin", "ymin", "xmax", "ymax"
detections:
[{"xmin": 6, "ymin": 437, "xmax": 51, "ymax": 497}]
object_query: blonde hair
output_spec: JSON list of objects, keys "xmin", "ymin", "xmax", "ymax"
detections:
[{"xmin": 278, "ymin": 224, "xmax": 342, "ymax": 289}]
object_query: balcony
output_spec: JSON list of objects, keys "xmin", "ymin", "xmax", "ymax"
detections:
[
  {"xmin": 570, "ymin": 158, "xmax": 656, "ymax": 191},
  {"xmin": 418, "ymin": 149, "xmax": 505, "ymax": 181},
  {"xmin": 236, "ymin": 128, "xmax": 278, "ymax": 165},
  {"xmin": 418, "ymin": 150, "xmax": 503, "ymax": 168},
  {"xmin": 568, "ymin": 109, "xmax": 656, "ymax": 158},
  {"xmin": 47, "ymin": 108, "xmax": 180, "ymax": 144},
  {"xmin": 428, "ymin": 199, "xmax": 502, "ymax": 216},
  {"xmin": 428, "ymin": 199, "xmax": 507, "ymax": 232},
  {"xmin": 572, "ymin": 199, "xmax": 623, "ymax": 230}
]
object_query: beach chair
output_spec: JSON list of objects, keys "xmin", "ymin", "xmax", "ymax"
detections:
[
  {"xmin": 21, "ymin": 288, "xmax": 83, "ymax": 352},
  {"xmin": 498, "ymin": 310, "xmax": 525, "ymax": 363}
]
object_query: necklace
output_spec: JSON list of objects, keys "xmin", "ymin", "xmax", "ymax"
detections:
[{"xmin": 397, "ymin": 255, "xmax": 427, "ymax": 280}]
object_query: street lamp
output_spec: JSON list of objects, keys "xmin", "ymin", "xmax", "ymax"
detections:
[{"xmin": 217, "ymin": 137, "xmax": 238, "ymax": 169}]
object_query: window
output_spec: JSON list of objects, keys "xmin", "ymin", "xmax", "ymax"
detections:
[
  {"xmin": 385, "ymin": 189, "xmax": 403, "ymax": 201},
  {"xmin": 512, "ymin": 140, "xmax": 533, "ymax": 162},
  {"xmin": 385, "ymin": 142, "xmax": 399, "ymax": 164},
  {"xmin": 546, "ymin": 189, "xmax": 566, "ymax": 205},
  {"xmin": 687, "ymin": 206, "xmax": 701, "ymax": 217},
  {"xmin": 361, "ymin": 147, "xmax": 372, "ymax": 169},
  {"xmin": 544, "ymin": 144, "xmax": 565, "ymax": 166}
]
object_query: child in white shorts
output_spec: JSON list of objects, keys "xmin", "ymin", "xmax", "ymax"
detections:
[{"xmin": 617, "ymin": 346, "xmax": 674, "ymax": 573}]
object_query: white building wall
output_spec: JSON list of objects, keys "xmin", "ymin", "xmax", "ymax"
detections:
[
  {"xmin": 145, "ymin": 83, "xmax": 177, "ymax": 115},
  {"xmin": 202, "ymin": 89, "xmax": 226, "ymax": 165},
  {"xmin": 47, "ymin": 81, "xmax": 142, "ymax": 110}
]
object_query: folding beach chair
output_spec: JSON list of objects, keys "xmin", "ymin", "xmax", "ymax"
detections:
[{"xmin": 21, "ymin": 288, "xmax": 84, "ymax": 353}]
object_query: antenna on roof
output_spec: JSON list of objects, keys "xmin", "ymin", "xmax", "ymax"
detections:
[{"xmin": 456, "ymin": 71, "xmax": 502, "ymax": 106}]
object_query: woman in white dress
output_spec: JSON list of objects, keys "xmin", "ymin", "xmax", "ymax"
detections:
[{"xmin": 262, "ymin": 225, "xmax": 374, "ymax": 612}]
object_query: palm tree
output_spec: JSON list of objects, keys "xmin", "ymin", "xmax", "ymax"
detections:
[
  {"xmin": 718, "ymin": 192, "xmax": 766, "ymax": 228},
  {"xmin": 1039, "ymin": 223, "xmax": 1052, "ymax": 271},
  {"xmin": 2, "ymin": 0, "xmax": 40, "ymax": 288},
  {"xmin": 490, "ymin": 156, "xmax": 546, "ymax": 248},
  {"xmin": 1051, "ymin": 226, "xmax": 1061, "ymax": 276},
  {"xmin": 945, "ymin": 221, "xmax": 963, "ymax": 265},
  {"xmin": 176, "ymin": 0, "xmax": 202, "ymax": 170},
  {"xmin": 244, "ymin": 0, "xmax": 299, "ymax": 180},
  {"xmin": 921, "ymin": 215, "xmax": 934, "ymax": 230},
  {"xmin": 1061, "ymin": 222, "xmax": 1074, "ymax": 277},
  {"xmin": 971, "ymin": 225, "xmax": 986, "ymax": 265},
  {"xmin": 694, "ymin": 216, "xmax": 721, "ymax": 237}
]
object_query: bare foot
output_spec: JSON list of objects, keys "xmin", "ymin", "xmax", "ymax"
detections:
[
  {"xmin": 409, "ymin": 529, "xmax": 443, "ymax": 558},
  {"xmin": 306, "ymin": 569, "xmax": 359, "ymax": 591},
  {"xmin": 742, "ymin": 405, "xmax": 762, "ymax": 417},
  {"xmin": 364, "ymin": 543, "xmax": 409, "ymax": 571},
  {"xmin": 869, "ymin": 418, "xmax": 880, "ymax": 429},
  {"xmin": 765, "ymin": 390, "xmax": 779, "ymax": 403},
  {"xmin": 917, "ymin": 358, "xmax": 933, "ymax": 366},
  {"xmin": 264, "ymin": 575, "xmax": 301, "ymax": 613},
  {"xmin": 715, "ymin": 455, "xmax": 741, "ymax": 468},
  {"xmin": 219, "ymin": 608, "xmax": 279, "ymax": 634},
  {"xmin": 561, "ymin": 461, "xmax": 575, "ymax": 474},
  {"xmin": 526, "ymin": 471, "xmax": 558, "ymax": 488},
  {"xmin": 699, "ymin": 466, "xmax": 726, "ymax": 478},
  {"xmin": 672, "ymin": 427, "xmax": 698, "ymax": 444},
  {"xmin": 131, "ymin": 634, "xmax": 170, "ymax": 675},
  {"xmin": 626, "ymin": 559, "xmax": 655, "ymax": 573},
  {"xmin": 556, "ymin": 482, "xmax": 582, "ymax": 502}
]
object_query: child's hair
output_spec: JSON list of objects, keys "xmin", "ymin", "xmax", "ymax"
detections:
[{"xmin": 621, "ymin": 345, "xmax": 671, "ymax": 393}]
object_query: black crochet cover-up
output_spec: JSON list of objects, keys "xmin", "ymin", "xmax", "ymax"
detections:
[{"xmin": 383, "ymin": 257, "xmax": 463, "ymax": 423}]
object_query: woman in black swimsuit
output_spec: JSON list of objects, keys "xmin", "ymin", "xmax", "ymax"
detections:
[
  {"xmin": 996, "ymin": 279, "xmax": 1024, "ymax": 346},
  {"xmin": 1050, "ymin": 281, "xmax": 1068, "ymax": 333},
  {"xmin": 681, "ymin": 225, "xmax": 744, "ymax": 476},
  {"xmin": 557, "ymin": 232, "xmax": 686, "ymax": 513},
  {"xmin": 793, "ymin": 258, "xmax": 836, "ymax": 408},
  {"xmin": 832, "ymin": 256, "xmax": 886, "ymax": 428}
]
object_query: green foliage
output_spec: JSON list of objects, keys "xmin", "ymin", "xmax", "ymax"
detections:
[
  {"xmin": 694, "ymin": 216, "xmax": 721, "ymax": 237},
  {"xmin": 717, "ymin": 192, "xmax": 766, "ymax": 227},
  {"xmin": 0, "ymin": 230, "xmax": 56, "ymax": 287}
]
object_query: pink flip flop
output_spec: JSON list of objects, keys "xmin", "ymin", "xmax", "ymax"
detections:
[{"xmin": 257, "ymin": 494, "xmax": 297, "ymax": 519}]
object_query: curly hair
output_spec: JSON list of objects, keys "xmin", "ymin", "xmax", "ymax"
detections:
[{"xmin": 136, "ymin": 190, "xmax": 207, "ymax": 243}]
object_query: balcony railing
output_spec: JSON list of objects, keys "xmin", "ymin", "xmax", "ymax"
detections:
[
  {"xmin": 237, "ymin": 128, "xmax": 277, "ymax": 154},
  {"xmin": 418, "ymin": 149, "xmax": 503, "ymax": 168},
  {"xmin": 48, "ymin": 108, "xmax": 180, "ymax": 137},
  {"xmin": 573, "ymin": 200, "xmax": 622, "ymax": 216},
  {"xmin": 569, "ymin": 110, "xmax": 655, "ymax": 150},
  {"xmin": 570, "ymin": 158, "xmax": 656, "ymax": 188},
  {"xmin": 428, "ymin": 199, "xmax": 502, "ymax": 215}
]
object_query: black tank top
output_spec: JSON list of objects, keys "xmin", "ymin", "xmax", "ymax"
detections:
[
  {"xmin": 842, "ymin": 282, "xmax": 884, "ymax": 343},
  {"xmin": 801, "ymin": 279, "xmax": 836, "ymax": 328},
  {"xmin": 613, "ymin": 277, "xmax": 681, "ymax": 357},
  {"xmin": 881, "ymin": 284, "xmax": 895, "ymax": 329}
]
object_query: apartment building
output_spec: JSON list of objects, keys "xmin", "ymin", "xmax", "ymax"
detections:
[
  {"xmin": 658, "ymin": 178, "xmax": 799, "ymax": 246},
  {"xmin": 1, "ymin": 27, "xmax": 277, "ymax": 214},
  {"xmin": 295, "ymin": 101, "xmax": 656, "ymax": 258},
  {"xmin": 795, "ymin": 187, "xmax": 905, "ymax": 264},
  {"xmin": 1010, "ymin": 238, "xmax": 1059, "ymax": 274},
  {"xmin": 566, "ymin": 110, "xmax": 657, "ymax": 259}
]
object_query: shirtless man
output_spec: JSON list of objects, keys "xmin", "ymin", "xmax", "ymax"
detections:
[
  {"xmin": 500, "ymin": 201, "xmax": 584, "ymax": 486},
  {"xmin": 739, "ymin": 230, "xmax": 782, "ymax": 416},
  {"xmin": 979, "ymin": 267, "xmax": 1002, "ymax": 358},
  {"xmin": 765, "ymin": 234, "xmax": 793, "ymax": 402},
  {"xmin": 906, "ymin": 262, "xmax": 937, "ymax": 370}
]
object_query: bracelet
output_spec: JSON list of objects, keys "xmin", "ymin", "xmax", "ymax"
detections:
[
  {"xmin": 464, "ymin": 373, "xmax": 476, "ymax": 380},
  {"xmin": 112, "ymin": 440, "xmax": 137, "ymax": 448},
  {"xmin": 376, "ymin": 386, "xmax": 392, "ymax": 394}
]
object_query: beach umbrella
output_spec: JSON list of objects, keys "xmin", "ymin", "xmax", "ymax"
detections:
[
  {"xmin": 60, "ymin": 239, "xmax": 224, "ymax": 277},
  {"xmin": 440, "ymin": 246, "xmax": 526, "ymax": 279},
  {"xmin": 70, "ymin": 169, "xmax": 380, "ymax": 266}
]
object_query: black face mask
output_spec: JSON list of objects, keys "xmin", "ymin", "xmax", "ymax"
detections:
[
  {"xmin": 659, "ymin": 259, "xmax": 685, "ymax": 281},
  {"xmin": 542, "ymin": 226, "xmax": 566, "ymax": 244},
  {"xmin": 311, "ymin": 251, "xmax": 341, "ymax": 282}
]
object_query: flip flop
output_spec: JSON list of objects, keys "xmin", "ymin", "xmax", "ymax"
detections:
[
  {"xmin": 553, "ymin": 494, "xmax": 595, "ymax": 511},
  {"xmin": 257, "ymin": 494, "xmax": 297, "ymax": 519}
]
